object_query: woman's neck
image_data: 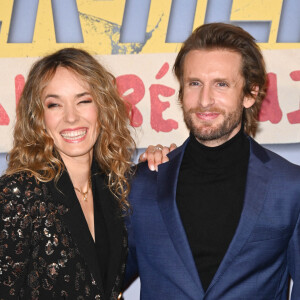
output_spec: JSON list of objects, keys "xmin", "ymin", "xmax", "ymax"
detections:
[{"xmin": 61, "ymin": 153, "xmax": 93, "ymax": 191}]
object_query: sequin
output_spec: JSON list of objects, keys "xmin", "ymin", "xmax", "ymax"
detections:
[
  {"xmin": 85, "ymin": 284, "xmax": 91, "ymax": 296},
  {"xmin": 12, "ymin": 262, "xmax": 25, "ymax": 277},
  {"xmin": 61, "ymin": 234, "xmax": 69, "ymax": 247},
  {"xmin": 3, "ymin": 203, "xmax": 12, "ymax": 214},
  {"xmin": 2, "ymin": 217, "xmax": 11, "ymax": 227},
  {"xmin": 45, "ymin": 240, "xmax": 54, "ymax": 255},
  {"xmin": 61, "ymin": 290, "xmax": 68, "ymax": 297},
  {"xmin": 15, "ymin": 241, "xmax": 24, "ymax": 255},
  {"xmin": 39, "ymin": 202, "xmax": 47, "ymax": 216},
  {"xmin": 53, "ymin": 234, "xmax": 59, "ymax": 246},
  {"xmin": 3, "ymin": 275, "xmax": 14, "ymax": 287},
  {"xmin": 55, "ymin": 219, "xmax": 62, "ymax": 233},
  {"xmin": 0, "ymin": 229, "xmax": 8, "ymax": 239},
  {"xmin": 47, "ymin": 263, "xmax": 59, "ymax": 279},
  {"xmin": 38, "ymin": 257, "xmax": 46, "ymax": 268},
  {"xmin": 9, "ymin": 288, "xmax": 15, "ymax": 295},
  {"xmin": 42, "ymin": 278, "xmax": 53, "ymax": 291},
  {"xmin": 0, "ymin": 244, "xmax": 8, "ymax": 257},
  {"xmin": 34, "ymin": 187, "xmax": 42, "ymax": 196},
  {"xmin": 17, "ymin": 229, "xmax": 23, "ymax": 238},
  {"xmin": 43, "ymin": 228, "xmax": 51, "ymax": 238},
  {"xmin": 16, "ymin": 204, "xmax": 25, "ymax": 215},
  {"xmin": 12, "ymin": 187, "xmax": 20, "ymax": 195},
  {"xmin": 5, "ymin": 256, "xmax": 13, "ymax": 266},
  {"xmin": 45, "ymin": 216, "xmax": 54, "ymax": 228},
  {"xmin": 58, "ymin": 257, "xmax": 67, "ymax": 268},
  {"xmin": 91, "ymin": 275, "xmax": 96, "ymax": 286},
  {"xmin": 20, "ymin": 214, "xmax": 31, "ymax": 229},
  {"xmin": 10, "ymin": 231, "xmax": 17, "ymax": 242}
]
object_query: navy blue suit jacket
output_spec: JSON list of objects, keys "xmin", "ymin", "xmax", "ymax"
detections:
[{"xmin": 126, "ymin": 137, "xmax": 300, "ymax": 299}]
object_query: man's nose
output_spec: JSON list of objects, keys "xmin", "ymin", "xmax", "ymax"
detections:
[{"xmin": 199, "ymin": 85, "xmax": 214, "ymax": 108}]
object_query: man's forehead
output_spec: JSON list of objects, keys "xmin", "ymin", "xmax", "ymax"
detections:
[
  {"xmin": 184, "ymin": 48, "xmax": 242, "ymax": 64},
  {"xmin": 183, "ymin": 49, "xmax": 243, "ymax": 79}
]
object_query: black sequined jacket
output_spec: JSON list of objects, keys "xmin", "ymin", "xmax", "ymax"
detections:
[{"xmin": 0, "ymin": 165, "xmax": 128, "ymax": 300}]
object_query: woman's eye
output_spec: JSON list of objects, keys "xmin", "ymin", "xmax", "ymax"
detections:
[
  {"xmin": 47, "ymin": 103, "xmax": 59, "ymax": 108},
  {"xmin": 79, "ymin": 99, "xmax": 93, "ymax": 104}
]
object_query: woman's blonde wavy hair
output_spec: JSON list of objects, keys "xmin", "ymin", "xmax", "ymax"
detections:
[{"xmin": 6, "ymin": 48, "xmax": 135, "ymax": 210}]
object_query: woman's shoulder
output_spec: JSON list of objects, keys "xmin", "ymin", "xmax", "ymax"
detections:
[
  {"xmin": 1, "ymin": 171, "xmax": 40, "ymax": 188},
  {"xmin": 0, "ymin": 171, "xmax": 45, "ymax": 205}
]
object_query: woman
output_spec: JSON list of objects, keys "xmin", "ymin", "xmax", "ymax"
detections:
[{"xmin": 0, "ymin": 48, "xmax": 136, "ymax": 299}]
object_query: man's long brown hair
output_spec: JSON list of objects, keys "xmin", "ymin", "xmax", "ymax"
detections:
[{"xmin": 174, "ymin": 23, "xmax": 267, "ymax": 136}]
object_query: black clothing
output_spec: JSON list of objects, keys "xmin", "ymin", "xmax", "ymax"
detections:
[
  {"xmin": 176, "ymin": 130, "xmax": 250, "ymax": 291},
  {"xmin": 0, "ymin": 161, "xmax": 127, "ymax": 300}
]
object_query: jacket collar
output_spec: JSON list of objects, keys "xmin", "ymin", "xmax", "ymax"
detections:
[
  {"xmin": 157, "ymin": 138, "xmax": 204, "ymax": 296},
  {"xmin": 46, "ymin": 161, "xmax": 126, "ymax": 299},
  {"xmin": 46, "ymin": 169, "xmax": 104, "ymax": 295},
  {"xmin": 91, "ymin": 164, "xmax": 127, "ymax": 299}
]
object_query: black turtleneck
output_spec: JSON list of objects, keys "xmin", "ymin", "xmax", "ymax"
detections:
[{"xmin": 176, "ymin": 129, "xmax": 250, "ymax": 291}]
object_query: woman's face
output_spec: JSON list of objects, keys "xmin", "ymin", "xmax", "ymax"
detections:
[{"xmin": 43, "ymin": 67, "xmax": 99, "ymax": 163}]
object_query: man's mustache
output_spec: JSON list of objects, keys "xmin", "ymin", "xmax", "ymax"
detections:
[{"xmin": 187, "ymin": 107, "xmax": 225, "ymax": 114}]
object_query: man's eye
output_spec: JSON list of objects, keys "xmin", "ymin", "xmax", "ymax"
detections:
[
  {"xmin": 217, "ymin": 82, "xmax": 228, "ymax": 87},
  {"xmin": 189, "ymin": 81, "xmax": 200, "ymax": 86}
]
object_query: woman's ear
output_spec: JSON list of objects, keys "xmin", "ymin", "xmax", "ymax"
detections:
[{"xmin": 243, "ymin": 85, "xmax": 259, "ymax": 109}]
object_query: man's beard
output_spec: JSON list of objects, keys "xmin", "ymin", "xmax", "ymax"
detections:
[{"xmin": 183, "ymin": 103, "xmax": 244, "ymax": 143}]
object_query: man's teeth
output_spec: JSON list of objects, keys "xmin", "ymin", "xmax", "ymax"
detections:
[{"xmin": 61, "ymin": 130, "xmax": 87, "ymax": 139}]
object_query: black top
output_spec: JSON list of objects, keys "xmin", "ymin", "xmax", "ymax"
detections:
[
  {"xmin": 176, "ymin": 129, "xmax": 250, "ymax": 291},
  {"xmin": 90, "ymin": 160, "xmax": 126, "ymax": 300},
  {"xmin": 93, "ymin": 172, "xmax": 109, "ymax": 294}
]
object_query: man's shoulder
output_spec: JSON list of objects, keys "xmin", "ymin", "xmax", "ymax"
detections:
[
  {"xmin": 135, "ymin": 138, "xmax": 189, "ymax": 177},
  {"xmin": 130, "ymin": 138, "xmax": 189, "ymax": 194},
  {"xmin": 250, "ymin": 138, "xmax": 300, "ymax": 175}
]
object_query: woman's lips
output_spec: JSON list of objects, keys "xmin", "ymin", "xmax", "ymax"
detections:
[{"xmin": 60, "ymin": 128, "xmax": 88, "ymax": 143}]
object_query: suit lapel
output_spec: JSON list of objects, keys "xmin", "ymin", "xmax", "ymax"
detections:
[
  {"xmin": 46, "ymin": 170, "xmax": 104, "ymax": 296},
  {"xmin": 157, "ymin": 140, "xmax": 204, "ymax": 295},
  {"xmin": 206, "ymin": 138, "xmax": 272, "ymax": 293}
]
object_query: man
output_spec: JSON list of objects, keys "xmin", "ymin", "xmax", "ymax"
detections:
[{"xmin": 125, "ymin": 23, "xmax": 300, "ymax": 299}]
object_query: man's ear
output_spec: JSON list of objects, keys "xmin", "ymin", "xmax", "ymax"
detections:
[{"xmin": 243, "ymin": 85, "xmax": 259, "ymax": 109}]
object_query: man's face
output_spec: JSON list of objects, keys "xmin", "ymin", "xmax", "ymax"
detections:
[{"xmin": 182, "ymin": 49, "xmax": 255, "ymax": 147}]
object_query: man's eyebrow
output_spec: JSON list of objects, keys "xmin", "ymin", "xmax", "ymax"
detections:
[
  {"xmin": 212, "ymin": 77, "xmax": 231, "ymax": 84},
  {"xmin": 184, "ymin": 77, "xmax": 201, "ymax": 82}
]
